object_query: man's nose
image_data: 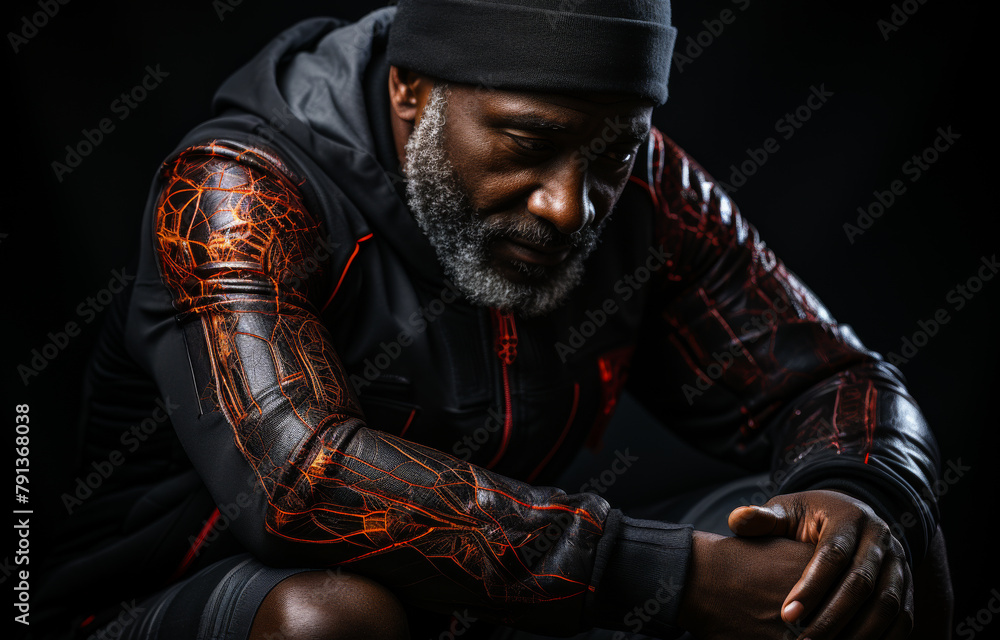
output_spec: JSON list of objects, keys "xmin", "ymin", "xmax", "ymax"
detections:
[{"xmin": 526, "ymin": 163, "xmax": 595, "ymax": 236}]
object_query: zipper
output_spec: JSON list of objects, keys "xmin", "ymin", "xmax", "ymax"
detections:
[{"xmin": 487, "ymin": 309, "xmax": 518, "ymax": 469}]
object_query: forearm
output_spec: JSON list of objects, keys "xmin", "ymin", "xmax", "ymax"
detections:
[
  {"xmin": 150, "ymin": 140, "xmax": 693, "ymax": 636},
  {"xmin": 165, "ymin": 287, "xmax": 696, "ymax": 633}
]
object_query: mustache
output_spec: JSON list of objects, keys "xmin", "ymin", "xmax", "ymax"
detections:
[{"xmin": 481, "ymin": 215, "xmax": 592, "ymax": 249}]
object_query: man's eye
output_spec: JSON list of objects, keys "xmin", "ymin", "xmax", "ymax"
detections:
[
  {"xmin": 607, "ymin": 150, "xmax": 635, "ymax": 164},
  {"xmin": 506, "ymin": 134, "xmax": 551, "ymax": 153},
  {"xmin": 595, "ymin": 148, "xmax": 637, "ymax": 167}
]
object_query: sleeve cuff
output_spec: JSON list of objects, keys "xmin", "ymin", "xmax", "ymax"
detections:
[{"xmin": 585, "ymin": 510, "xmax": 692, "ymax": 638}]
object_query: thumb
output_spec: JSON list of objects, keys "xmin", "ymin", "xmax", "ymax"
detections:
[{"xmin": 727, "ymin": 504, "xmax": 787, "ymax": 537}]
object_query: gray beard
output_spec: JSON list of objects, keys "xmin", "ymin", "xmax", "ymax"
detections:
[{"xmin": 402, "ymin": 84, "xmax": 603, "ymax": 318}]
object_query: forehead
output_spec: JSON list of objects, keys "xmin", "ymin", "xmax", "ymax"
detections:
[{"xmin": 447, "ymin": 84, "xmax": 654, "ymax": 142}]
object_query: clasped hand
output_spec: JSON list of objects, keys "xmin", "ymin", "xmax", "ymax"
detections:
[{"xmin": 678, "ymin": 490, "xmax": 913, "ymax": 639}]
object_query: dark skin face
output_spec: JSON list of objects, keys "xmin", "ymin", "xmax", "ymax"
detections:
[{"xmin": 387, "ymin": 66, "xmax": 655, "ymax": 284}]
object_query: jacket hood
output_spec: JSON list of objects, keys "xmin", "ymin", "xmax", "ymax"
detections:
[
  {"xmin": 203, "ymin": 7, "xmax": 445, "ymax": 282},
  {"xmin": 276, "ymin": 7, "xmax": 399, "ymax": 166}
]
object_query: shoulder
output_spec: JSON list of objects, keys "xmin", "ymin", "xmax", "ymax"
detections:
[
  {"xmin": 154, "ymin": 139, "xmax": 332, "ymax": 308},
  {"xmin": 618, "ymin": 127, "xmax": 755, "ymax": 288},
  {"xmin": 156, "ymin": 139, "xmax": 311, "ymax": 231},
  {"xmin": 627, "ymin": 127, "xmax": 741, "ymax": 227}
]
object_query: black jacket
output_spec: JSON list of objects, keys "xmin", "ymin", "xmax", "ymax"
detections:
[{"xmin": 38, "ymin": 7, "xmax": 940, "ymax": 638}]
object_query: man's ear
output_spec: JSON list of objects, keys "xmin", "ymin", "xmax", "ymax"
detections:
[{"xmin": 388, "ymin": 65, "xmax": 434, "ymax": 124}]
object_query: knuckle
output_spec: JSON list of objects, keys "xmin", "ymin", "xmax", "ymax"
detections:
[
  {"xmin": 872, "ymin": 521, "xmax": 891, "ymax": 544},
  {"xmin": 818, "ymin": 539, "xmax": 853, "ymax": 567},
  {"xmin": 877, "ymin": 589, "xmax": 903, "ymax": 617},
  {"xmin": 888, "ymin": 535, "xmax": 906, "ymax": 558},
  {"xmin": 846, "ymin": 567, "xmax": 878, "ymax": 598},
  {"xmin": 866, "ymin": 538, "xmax": 887, "ymax": 563}
]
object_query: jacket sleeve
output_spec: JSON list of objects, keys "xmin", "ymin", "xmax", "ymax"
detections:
[
  {"xmin": 143, "ymin": 140, "xmax": 692, "ymax": 637},
  {"xmin": 626, "ymin": 128, "xmax": 941, "ymax": 564}
]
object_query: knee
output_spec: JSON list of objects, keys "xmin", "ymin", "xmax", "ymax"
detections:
[{"xmin": 250, "ymin": 570, "xmax": 410, "ymax": 640}]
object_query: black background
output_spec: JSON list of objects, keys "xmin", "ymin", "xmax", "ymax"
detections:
[{"xmin": 4, "ymin": 0, "xmax": 997, "ymax": 636}]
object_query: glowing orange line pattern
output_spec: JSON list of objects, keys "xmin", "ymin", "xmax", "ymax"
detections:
[{"xmin": 153, "ymin": 141, "xmax": 608, "ymax": 627}]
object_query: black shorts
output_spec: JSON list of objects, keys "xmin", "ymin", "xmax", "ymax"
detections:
[
  {"xmin": 80, "ymin": 473, "xmax": 767, "ymax": 640},
  {"xmin": 75, "ymin": 554, "xmax": 310, "ymax": 640}
]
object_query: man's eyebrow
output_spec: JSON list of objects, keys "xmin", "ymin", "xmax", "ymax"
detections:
[
  {"xmin": 616, "ymin": 122, "xmax": 652, "ymax": 143},
  {"xmin": 496, "ymin": 113, "xmax": 651, "ymax": 143},
  {"xmin": 495, "ymin": 114, "xmax": 570, "ymax": 133}
]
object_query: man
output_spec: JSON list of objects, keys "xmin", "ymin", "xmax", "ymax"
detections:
[{"xmin": 35, "ymin": 1, "xmax": 951, "ymax": 639}]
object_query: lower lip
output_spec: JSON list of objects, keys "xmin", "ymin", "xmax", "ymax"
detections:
[{"xmin": 496, "ymin": 239, "xmax": 571, "ymax": 267}]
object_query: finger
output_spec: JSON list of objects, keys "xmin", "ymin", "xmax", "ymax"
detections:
[
  {"xmin": 786, "ymin": 538, "xmax": 885, "ymax": 638},
  {"xmin": 831, "ymin": 581, "xmax": 907, "ymax": 640},
  {"xmin": 883, "ymin": 582, "xmax": 915, "ymax": 640},
  {"xmin": 727, "ymin": 503, "xmax": 790, "ymax": 537},
  {"xmin": 882, "ymin": 611, "xmax": 915, "ymax": 640},
  {"xmin": 801, "ymin": 543, "xmax": 909, "ymax": 640},
  {"xmin": 780, "ymin": 530, "xmax": 859, "ymax": 624}
]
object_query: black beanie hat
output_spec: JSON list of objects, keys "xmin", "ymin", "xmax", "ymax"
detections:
[{"xmin": 385, "ymin": 0, "xmax": 678, "ymax": 105}]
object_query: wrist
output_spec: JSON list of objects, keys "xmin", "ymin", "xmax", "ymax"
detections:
[
  {"xmin": 676, "ymin": 530, "xmax": 724, "ymax": 631},
  {"xmin": 587, "ymin": 511, "xmax": 694, "ymax": 638}
]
